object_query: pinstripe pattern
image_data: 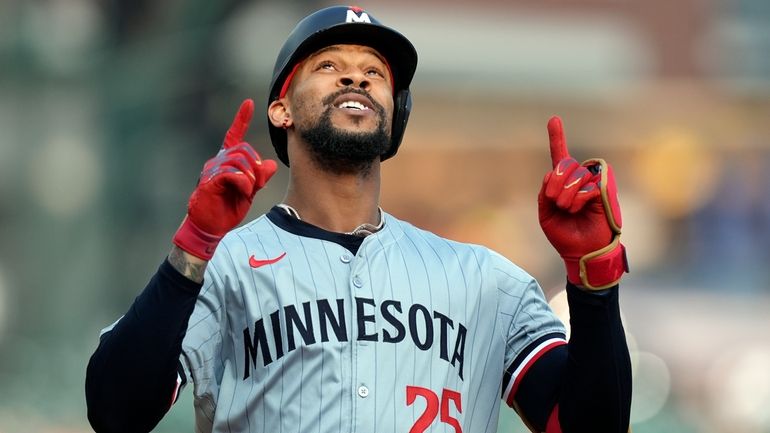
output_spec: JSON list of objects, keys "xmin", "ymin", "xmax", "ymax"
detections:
[{"xmin": 177, "ymin": 208, "xmax": 565, "ymax": 432}]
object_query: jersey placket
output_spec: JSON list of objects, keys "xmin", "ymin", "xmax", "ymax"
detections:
[{"xmin": 349, "ymin": 242, "xmax": 378, "ymax": 432}]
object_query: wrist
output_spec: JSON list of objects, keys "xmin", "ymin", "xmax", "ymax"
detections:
[
  {"xmin": 168, "ymin": 245, "xmax": 208, "ymax": 283},
  {"xmin": 563, "ymin": 236, "xmax": 628, "ymax": 291},
  {"xmin": 172, "ymin": 216, "xmax": 223, "ymax": 261},
  {"xmin": 563, "ymin": 257, "xmax": 583, "ymax": 287}
]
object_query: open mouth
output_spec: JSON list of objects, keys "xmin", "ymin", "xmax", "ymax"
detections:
[
  {"xmin": 337, "ymin": 100, "xmax": 370, "ymax": 111},
  {"xmin": 330, "ymin": 92, "xmax": 377, "ymax": 114}
]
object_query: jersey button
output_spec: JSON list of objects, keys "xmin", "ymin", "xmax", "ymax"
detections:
[
  {"xmin": 352, "ymin": 276, "xmax": 363, "ymax": 288},
  {"xmin": 340, "ymin": 254, "xmax": 352, "ymax": 264},
  {"xmin": 357, "ymin": 385, "xmax": 369, "ymax": 398}
]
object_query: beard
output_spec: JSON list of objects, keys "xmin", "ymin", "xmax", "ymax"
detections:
[{"xmin": 297, "ymin": 89, "xmax": 391, "ymax": 176}]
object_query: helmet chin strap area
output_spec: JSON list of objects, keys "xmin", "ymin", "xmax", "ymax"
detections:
[{"xmin": 277, "ymin": 203, "xmax": 384, "ymax": 237}]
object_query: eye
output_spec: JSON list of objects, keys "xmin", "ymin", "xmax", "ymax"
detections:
[
  {"xmin": 365, "ymin": 67, "xmax": 385, "ymax": 78},
  {"xmin": 316, "ymin": 61, "xmax": 336, "ymax": 71}
]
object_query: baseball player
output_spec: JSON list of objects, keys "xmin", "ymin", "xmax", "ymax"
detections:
[{"xmin": 86, "ymin": 6, "xmax": 631, "ymax": 433}]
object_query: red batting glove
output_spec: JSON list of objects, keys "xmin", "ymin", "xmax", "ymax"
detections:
[
  {"xmin": 173, "ymin": 99, "xmax": 278, "ymax": 260},
  {"xmin": 538, "ymin": 116, "xmax": 628, "ymax": 290}
]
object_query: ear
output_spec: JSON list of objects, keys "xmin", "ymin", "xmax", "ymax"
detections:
[{"xmin": 268, "ymin": 99, "xmax": 293, "ymax": 129}]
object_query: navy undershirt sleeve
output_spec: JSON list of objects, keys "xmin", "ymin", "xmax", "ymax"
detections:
[
  {"xmin": 514, "ymin": 283, "xmax": 632, "ymax": 433},
  {"xmin": 85, "ymin": 259, "xmax": 202, "ymax": 433}
]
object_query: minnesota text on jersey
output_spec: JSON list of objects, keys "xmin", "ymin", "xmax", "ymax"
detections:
[{"xmin": 242, "ymin": 296, "xmax": 468, "ymax": 379}]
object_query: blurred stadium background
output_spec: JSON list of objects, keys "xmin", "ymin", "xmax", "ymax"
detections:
[{"xmin": 1, "ymin": 0, "xmax": 769, "ymax": 432}]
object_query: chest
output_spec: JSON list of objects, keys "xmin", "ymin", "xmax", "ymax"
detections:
[
  {"xmin": 206, "ymin": 232, "xmax": 511, "ymax": 433},
  {"xmin": 222, "ymin": 237, "xmax": 501, "ymax": 377}
]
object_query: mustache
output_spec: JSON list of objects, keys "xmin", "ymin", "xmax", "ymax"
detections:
[{"xmin": 322, "ymin": 88, "xmax": 386, "ymax": 115}]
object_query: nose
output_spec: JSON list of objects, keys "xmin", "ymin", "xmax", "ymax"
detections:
[{"xmin": 338, "ymin": 69, "xmax": 370, "ymax": 90}]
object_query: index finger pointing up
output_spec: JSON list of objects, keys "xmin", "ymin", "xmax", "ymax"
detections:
[
  {"xmin": 223, "ymin": 99, "xmax": 255, "ymax": 149},
  {"xmin": 547, "ymin": 115, "xmax": 570, "ymax": 169}
]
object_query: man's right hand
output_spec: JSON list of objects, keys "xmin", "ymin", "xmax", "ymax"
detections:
[{"xmin": 173, "ymin": 99, "xmax": 278, "ymax": 261}]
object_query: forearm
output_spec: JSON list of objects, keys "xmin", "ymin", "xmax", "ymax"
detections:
[
  {"xmin": 85, "ymin": 256, "xmax": 203, "ymax": 432},
  {"xmin": 558, "ymin": 283, "xmax": 632, "ymax": 433},
  {"xmin": 168, "ymin": 244, "xmax": 208, "ymax": 283}
]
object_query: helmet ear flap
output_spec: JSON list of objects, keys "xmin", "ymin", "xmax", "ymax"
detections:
[{"xmin": 381, "ymin": 89, "xmax": 412, "ymax": 161}]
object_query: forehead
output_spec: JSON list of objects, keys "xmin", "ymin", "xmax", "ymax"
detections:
[
  {"xmin": 306, "ymin": 44, "xmax": 388, "ymax": 65},
  {"xmin": 283, "ymin": 43, "xmax": 394, "ymax": 96}
]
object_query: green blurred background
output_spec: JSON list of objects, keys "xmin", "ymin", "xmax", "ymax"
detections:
[{"xmin": 1, "ymin": 0, "xmax": 769, "ymax": 432}]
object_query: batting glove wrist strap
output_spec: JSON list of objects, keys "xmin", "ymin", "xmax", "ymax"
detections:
[
  {"xmin": 173, "ymin": 216, "xmax": 223, "ymax": 261},
  {"xmin": 564, "ymin": 235, "xmax": 628, "ymax": 290}
]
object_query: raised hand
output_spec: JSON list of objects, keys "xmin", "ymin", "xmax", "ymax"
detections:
[
  {"xmin": 173, "ymin": 99, "xmax": 278, "ymax": 260},
  {"xmin": 538, "ymin": 116, "xmax": 627, "ymax": 290}
]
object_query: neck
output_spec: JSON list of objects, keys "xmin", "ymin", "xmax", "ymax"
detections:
[{"xmin": 283, "ymin": 151, "xmax": 382, "ymax": 234}]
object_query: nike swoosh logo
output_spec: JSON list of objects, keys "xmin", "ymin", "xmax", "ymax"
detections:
[
  {"xmin": 249, "ymin": 252, "xmax": 286, "ymax": 268},
  {"xmin": 564, "ymin": 178, "xmax": 582, "ymax": 189}
]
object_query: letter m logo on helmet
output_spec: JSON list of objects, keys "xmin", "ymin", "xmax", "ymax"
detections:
[{"xmin": 346, "ymin": 8, "xmax": 371, "ymax": 23}]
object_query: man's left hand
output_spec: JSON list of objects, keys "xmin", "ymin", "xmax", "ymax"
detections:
[{"xmin": 537, "ymin": 116, "xmax": 628, "ymax": 290}]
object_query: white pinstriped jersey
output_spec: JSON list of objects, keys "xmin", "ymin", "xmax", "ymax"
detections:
[{"xmin": 180, "ymin": 207, "xmax": 566, "ymax": 433}]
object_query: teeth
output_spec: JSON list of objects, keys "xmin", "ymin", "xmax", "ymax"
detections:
[{"xmin": 337, "ymin": 101, "xmax": 369, "ymax": 110}]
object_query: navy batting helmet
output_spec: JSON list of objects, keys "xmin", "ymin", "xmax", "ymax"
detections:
[{"xmin": 267, "ymin": 5, "xmax": 418, "ymax": 166}]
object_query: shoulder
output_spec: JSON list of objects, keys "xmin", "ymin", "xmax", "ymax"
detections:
[
  {"xmin": 386, "ymin": 213, "xmax": 484, "ymax": 255},
  {"xmin": 386, "ymin": 213, "xmax": 532, "ymax": 280},
  {"xmin": 486, "ymin": 249, "xmax": 537, "ymax": 286}
]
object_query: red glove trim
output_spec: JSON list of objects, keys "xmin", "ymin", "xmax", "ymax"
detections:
[
  {"xmin": 566, "ymin": 235, "xmax": 628, "ymax": 290},
  {"xmin": 172, "ymin": 216, "xmax": 223, "ymax": 261}
]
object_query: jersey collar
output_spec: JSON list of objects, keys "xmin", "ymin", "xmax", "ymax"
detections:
[{"xmin": 266, "ymin": 206, "xmax": 366, "ymax": 254}]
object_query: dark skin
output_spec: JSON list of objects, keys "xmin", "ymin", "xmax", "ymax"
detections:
[
  {"xmin": 268, "ymin": 44, "xmax": 395, "ymax": 234},
  {"xmin": 170, "ymin": 44, "xmax": 395, "ymax": 282}
]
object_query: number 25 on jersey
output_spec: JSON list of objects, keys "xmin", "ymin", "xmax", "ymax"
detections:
[{"xmin": 407, "ymin": 386, "xmax": 462, "ymax": 433}]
